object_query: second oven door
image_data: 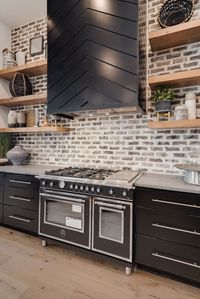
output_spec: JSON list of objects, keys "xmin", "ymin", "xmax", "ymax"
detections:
[
  {"xmin": 92, "ymin": 198, "xmax": 133, "ymax": 262},
  {"xmin": 39, "ymin": 190, "xmax": 91, "ymax": 249}
]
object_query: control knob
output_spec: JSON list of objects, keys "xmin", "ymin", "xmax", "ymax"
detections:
[
  {"xmin": 75, "ymin": 185, "xmax": 79, "ymax": 190},
  {"xmin": 80, "ymin": 185, "xmax": 84, "ymax": 191},
  {"xmin": 97, "ymin": 187, "xmax": 101, "ymax": 193},
  {"xmin": 50, "ymin": 181, "xmax": 54, "ymax": 187},
  {"xmin": 91, "ymin": 186, "xmax": 95, "ymax": 192},
  {"xmin": 85, "ymin": 186, "xmax": 89, "ymax": 192},
  {"xmin": 69, "ymin": 184, "xmax": 74, "ymax": 190},
  {"xmin": 123, "ymin": 191, "xmax": 127, "ymax": 197},
  {"xmin": 41, "ymin": 180, "xmax": 46, "ymax": 186},
  {"xmin": 59, "ymin": 181, "xmax": 66, "ymax": 189},
  {"xmin": 109, "ymin": 189, "xmax": 114, "ymax": 195}
]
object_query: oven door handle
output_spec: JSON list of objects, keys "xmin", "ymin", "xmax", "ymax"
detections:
[
  {"xmin": 40, "ymin": 193, "xmax": 85, "ymax": 203},
  {"xmin": 95, "ymin": 201, "xmax": 126, "ymax": 210}
]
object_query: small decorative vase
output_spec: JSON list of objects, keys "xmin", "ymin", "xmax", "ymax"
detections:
[
  {"xmin": 6, "ymin": 145, "xmax": 29, "ymax": 166},
  {"xmin": 16, "ymin": 51, "xmax": 26, "ymax": 66},
  {"xmin": 174, "ymin": 105, "xmax": 188, "ymax": 120},
  {"xmin": 16, "ymin": 111, "xmax": 26, "ymax": 127},
  {"xmin": 8, "ymin": 110, "xmax": 17, "ymax": 128},
  {"xmin": 185, "ymin": 92, "xmax": 196, "ymax": 120}
]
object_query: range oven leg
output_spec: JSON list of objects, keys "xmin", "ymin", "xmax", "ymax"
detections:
[
  {"xmin": 125, "ymin": 266, "xmax": 132, "ymax": 275},
  {"xmin": 42, "ymin": 240, "xmax": 47, "ymax": 247}
]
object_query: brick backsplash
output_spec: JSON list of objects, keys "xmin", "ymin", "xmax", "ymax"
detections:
[{"xmin": 11, "ymin": 3, "xmax": 200, "ymax": 175}]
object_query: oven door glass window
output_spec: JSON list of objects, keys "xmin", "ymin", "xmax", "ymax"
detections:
[
  {"xmin": 99, "ymin": 207, "xmax": 124, "ymax": 244},
  {"xmin": 44, "ymin": 198, "xmax": 84, "ymax": 233}
]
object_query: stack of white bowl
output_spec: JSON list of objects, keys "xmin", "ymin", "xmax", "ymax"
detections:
[{"xmin": 2, "ymin": 49, "xmax": 17, "ymax": 69}]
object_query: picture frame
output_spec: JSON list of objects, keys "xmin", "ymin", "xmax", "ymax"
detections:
[{"xmin": 30, "ymin": 36, "xmax": 44, "ymax": 56}]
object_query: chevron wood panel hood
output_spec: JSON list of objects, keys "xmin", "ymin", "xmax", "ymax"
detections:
[{"xmin": 47, "ymin": 0, "xmax": 139, "ymax": 114}]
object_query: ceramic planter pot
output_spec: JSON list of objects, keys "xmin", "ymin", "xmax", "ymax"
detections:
[
  {"xmin": 6, "ymin": 145, "xmax": 29, "ymax": 165},
  {"xmin": 155, "ymin": 100, "xmax": 172, "ymax": 113}
]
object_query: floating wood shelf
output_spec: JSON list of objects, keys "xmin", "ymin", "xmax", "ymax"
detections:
[
  {"xmin": 0, "ymin": 126, "xmax": 71, "ymax": 133},
  {"xmin": 0, "ymin": 93, "xmax": 47, "ymax": 107},
  {"xmin": 0, "ymin": 60, "xmax": 47, "ymax": 80},
  {"xmin": 149, "ymin": 69, "xmax": 200, "ymax": 90},
  {"xmin": 148, "ymin": 119, "xmax": 200, "ymax": 130},
  {"xmin": 149, "ymin": 20, "xmax": 200, "ymax": 52}
]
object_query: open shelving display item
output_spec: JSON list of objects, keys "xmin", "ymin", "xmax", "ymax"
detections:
[
  {"xmin": 148, "ymin": 119, "xmax": 200, "ymax": 130},
  {"xmin": 0, "ymin": 127, "xmax": 71, "ymax": 134},
  {"xmin": 0, "ymin": 60, "xmax": 47, "ymax": 80},
  {"xmin": 149, "ymin": 19, "xmax": 200, "ymax": 52},
  {"xmin": 0, "ymin": 93, "xmax": 47, "ymax": 107}
]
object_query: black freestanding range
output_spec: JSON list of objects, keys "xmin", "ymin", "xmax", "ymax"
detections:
[{"xmin": 37, "ymin": 168, "xmax": 143, "ymax": 274}]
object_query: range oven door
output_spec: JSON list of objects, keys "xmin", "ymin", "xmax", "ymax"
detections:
[
  {"xmin": 39, "ymin": 190, "xmax": 91, "ymax": 249},
  {"xmin": 92, "ymin": 198, "xmax": 133, "ymax": 262}
]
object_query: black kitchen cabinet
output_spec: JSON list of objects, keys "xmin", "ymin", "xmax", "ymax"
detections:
[
  {"xmin": 0, "ymin": 173, "xmax": 4, "ymax": 223},
  {"xmin": 3, "ymin": 173, "xmax": 39, "ymax": 234},
  {"xmin": 47, "ymin": 0, "xmax": 139, "ymax": 114},
  {"xmin": 135, "ymin": 187, "xmax": 200, "ymax": 284}
]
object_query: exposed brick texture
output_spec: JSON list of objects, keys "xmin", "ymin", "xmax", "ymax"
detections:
[{"xmin": 11, "ymin": 4, "xmax": 200, "ymax": 175}]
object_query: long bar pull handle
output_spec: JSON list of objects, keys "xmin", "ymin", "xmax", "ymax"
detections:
[
  {"xmin": 9, "ymin": 215, "xmax": 31, "ymax": 223},
  {"xmin": 95, "ymin": 201, "xmax": 126, "ymax": 210},
  {"xmin": 9, "ymin": 180, "xmax": 32, "ymax": 185},
  {"xmin": 152, "ymin": 252, "xmax": 200, "ymax": 269},
  {"xmin": 152, "ymin": 223, "xmax": 200, "ymax": 235},
  {"xmin": 40, "ymin": 193, "xmax": 85, "ymax": 204},
  {"xmin": 152, "ymin": 198, "xmax": 200, "ymax": 209},
  {"xmin": 9, "ymin": 196, "xmax": 31, "ymax": 202}
]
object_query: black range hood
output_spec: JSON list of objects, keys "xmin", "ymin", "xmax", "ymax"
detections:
[{"xmin": 47, "ymin": 0, "xmax": 139, "ymax": 115}]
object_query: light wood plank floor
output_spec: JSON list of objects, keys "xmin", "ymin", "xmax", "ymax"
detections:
[{"xmin": 0, "ymin": 227, "xmax": 199, "ymax": 299}]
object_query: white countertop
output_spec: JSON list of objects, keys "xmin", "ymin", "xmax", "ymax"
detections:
[
  {"xmin": 0, "ymin": 165, "xmax": 60, "ymax": 176},
  {"xmin": 0, "ymin": 165, "xmax": 200, "ymax": 194},
  {"xmin": 135, "ymin": 172, "xmax": 200, "ymax": 194}
]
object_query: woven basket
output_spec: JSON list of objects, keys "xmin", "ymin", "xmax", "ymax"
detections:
[
  {"xmin": 158, "ymin": 0, "xmax": 195, "ymax": 28},
  {"xmin": 9, "ymin": 73, "xmax": 32, "ymax": 97}
]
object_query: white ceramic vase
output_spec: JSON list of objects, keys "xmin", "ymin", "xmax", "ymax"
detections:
[
  {"xmin": 8, "ymin": 110, "xmax": 17, "ymax": 127},
  {"xmin": 185, "ymin": 92, "xmax": 196, "ymax": 120},
  {"xmin": 6, "ymin": 145, "xmax": 29, "ymax": 166}
]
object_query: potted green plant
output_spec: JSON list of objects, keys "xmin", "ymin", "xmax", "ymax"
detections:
[
  {"xmin": 152, "ymin": 86, "xmax": 175, "ymax": 112},
  {"xmin": 0, "ymin": 134, "xmax": 12, "ymax": 164}
]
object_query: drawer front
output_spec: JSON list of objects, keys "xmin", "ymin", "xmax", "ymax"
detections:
[
  {"xmin": 0, "ymin": 173, "xmax": 4, "ymax": 185},
  {"xmin": 4, "ymin": 187, "xmax": 39, "ymax": 211},
  {"xmin": 0, "ymin": 185, "xmax": 3, "ymax": 203},
  {"xmin": 136, "ymin": 207, "xmax": 200, "ymax": 248},
  {"xmin": 0, "ymin": 204, "xmax": 3, "ymax": 223},
  {"xmin": 135, "ymin": 234, "xmax": 200, "ymax": 284},
  {"xmin": 5, "ymin": 173, "xmax": 38, "ymax": 190},
  {"xmin": 3, "ymin": 205, "xmax": 38, "ymax": 233},
  {"xmin": 135, "ymin": 188, "xmax": 200, "ymax": 216}
]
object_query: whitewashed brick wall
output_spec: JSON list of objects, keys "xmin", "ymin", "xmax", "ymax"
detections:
[{"xmin": 11, "ymin": 3, "xmax": 200, "ymax": 175}]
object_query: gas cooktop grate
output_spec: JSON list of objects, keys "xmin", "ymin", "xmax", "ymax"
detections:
[{"xmin": 45, "ymin": 167, "xmax": 118, "ymax": 180}]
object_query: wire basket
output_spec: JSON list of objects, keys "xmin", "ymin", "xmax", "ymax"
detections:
[{"xmin": 158, "ymin": 0, "xmax": 196, "ymax": 28}]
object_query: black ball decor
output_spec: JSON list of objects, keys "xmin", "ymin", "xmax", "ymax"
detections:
[
  {"xmin": 158, "ymin": 0, "xmax": 196, "ymax": 28},
  {"xmin": 9, "ymin": 73, "xmax": 32, "ymax": 97}
]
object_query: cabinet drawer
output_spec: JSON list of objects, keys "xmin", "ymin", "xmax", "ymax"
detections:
[
  {"xmin": 135, "ymin": 188, "xmax": 200, "ymax": 216},
  {"xmin": 136, "ymin": 207, "xmax": 200, "ymax": 248},
  {"xmin": 0, "ymin": 173, "xmax": 4, "ymax": 185},
  {"xmin": 4, "ymin": 187, "xmax": 39, "ymax": 211},
  {"xmin": 3, "ymin": 205, "xmax": 38, "ymax": 233},
  {"xmin": 0, "ymin": 185, "xmax": 3, "ymax": 203},
  {"xmin": 0, "ymin": 204, "xmax": 3, "ymax": 223},
  {"xmin": 135, "ymin": 234, "xmax": 200, "ymax": 284},
  {"xmin": 5, "ymin": 173, "xmax": 38, "ymax": 190}
]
